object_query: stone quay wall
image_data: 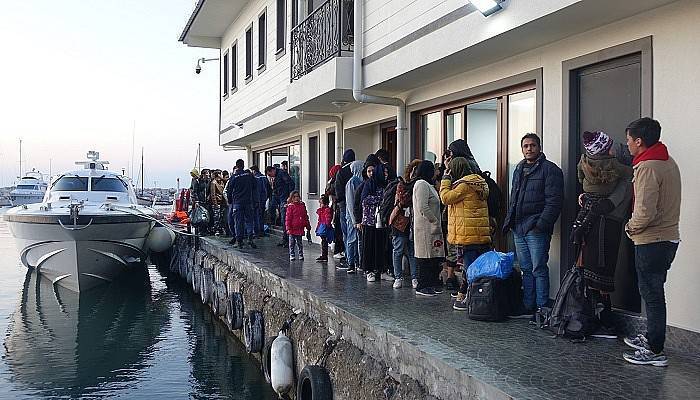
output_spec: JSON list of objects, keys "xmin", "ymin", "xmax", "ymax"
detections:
[{"xmin": 168, "ymin": 235, "xmax": 507, "ymax": 400}]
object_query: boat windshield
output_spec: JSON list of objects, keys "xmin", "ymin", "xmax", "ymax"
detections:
[
  {"xmin": 16, "ymin": 185, "xmax": 39, "ymax": 190},
  {"xmin": 51, "ymin": 176, "xmax": 89, "ymax": 191},
  {"xmin": 91, "ymin": 176, "xmax": 128, "ymax": 192}
]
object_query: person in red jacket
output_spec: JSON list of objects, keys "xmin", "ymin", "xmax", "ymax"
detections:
[
  {"xmin": 315, "ymin": 194, "xmax": 334, "ymax": 262},
  {"xmin": 285, "ymin": 191, "xmax": 311, "ymax": 261}
]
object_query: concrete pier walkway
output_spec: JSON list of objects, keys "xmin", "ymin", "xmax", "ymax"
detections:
[{"xmin": 201, "ymin": 235, "xmax": 699, "ymax": 399}]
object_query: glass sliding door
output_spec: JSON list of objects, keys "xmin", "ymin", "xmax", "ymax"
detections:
[
  {"xmin": 466, "ymin": 99, "xmax": 498, "ymax": 175},
  {"xmin": 445, "ymin": 109, "xmax": 463, "ymax": 145},
  {"xmin": 421, "ymin": 112, "xmax": 442, "ymax": 163},
  {"xmin": 289, "ymin": 143, "xmax": 301, "ymax": 192},
  {"xmin": 506, "ymin": 90, "xmax": 537, "ymax": 187}
]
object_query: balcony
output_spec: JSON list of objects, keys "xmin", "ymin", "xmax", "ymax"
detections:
[{"xmin": 290, "ymin": 0, "xmax": 353, "ymax": 82}]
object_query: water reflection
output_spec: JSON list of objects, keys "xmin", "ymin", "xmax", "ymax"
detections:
[{"xmin": 4, "ymin": 268, "xmax": 170, "ymax": 397}]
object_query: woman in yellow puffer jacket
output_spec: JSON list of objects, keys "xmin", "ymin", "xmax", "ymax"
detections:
[{"xmin": 439, "ymin": 157, "xmax": 492, "ymax": 308}]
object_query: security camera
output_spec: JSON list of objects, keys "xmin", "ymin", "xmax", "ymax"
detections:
[{"xmin": 195, "ymin": 65, "xmax": 202, "ymax": 74}]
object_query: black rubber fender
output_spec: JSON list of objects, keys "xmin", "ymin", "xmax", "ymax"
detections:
[
  {"xmin": 244, "ymin": 310, "xmax": 265, "ymax": 353},
  {"xmin": 261, "ymin": 335, "xmax": 277, "ymax": 384},
  {"xmin": 226, "ymin": 292, "xmax": 245, "ymax": 330},
  {"xmin": 214, "ymin": 282, "xmax": 227, "ymax": 316},
  {"xmin": 192, "ymin": 265, "xmax": 201, "ymax": 294},
  {"xmin": 200, "ymin": 269, "xmax": 213, "ymax": 304},
  {"xmin": 297, "ymin": 365, "xmax": 333, "ymax": 400}
]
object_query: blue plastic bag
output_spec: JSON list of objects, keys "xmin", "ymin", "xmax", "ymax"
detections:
[{"xmin": 467, "ymin": 250, "xmax": 515, "ymax": 283}]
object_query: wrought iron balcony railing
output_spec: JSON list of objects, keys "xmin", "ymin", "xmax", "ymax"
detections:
[{"xmin": 290, "ymin": 0, "xmax": 353, "ymax": 82}]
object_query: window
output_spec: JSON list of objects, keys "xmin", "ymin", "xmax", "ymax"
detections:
[
  {"xmin": 245, "ymin": 25, "xmax": 253, "ymax": 81},
  {"xmin": 258, "ymin": 10, "xmax": 267, "ymax": 71},
  {"xmin": 16, "ymin": 184, "xmax": 38, "ymax": 190},
  {"xmin": 51, "ymin": 176, "xmax": 88, "ymax": 191},
  {"xmin": 231, "ymin": 42, "xmax": 238, "ymax": 91},
  {"xmin": 327, "ymin": 130, "xmax": 335, "ymax": 172},
  {"xmin": 222, "ymin": 51, "xmax": 229, "ymax": 97},
  {"xmin": 421, "ymin": 112, "xmax": 442, "ymax": 163},
  {"xmin": 308, "ymin": 135, "xmax": 319, "ymax": 195},
  {"xmin": 276, "ymin": 0, "xmax": 286, "ymax": 55},
  {"xmin": 91, "ymin": 177, "xmax": 128, "ymax": 192}
]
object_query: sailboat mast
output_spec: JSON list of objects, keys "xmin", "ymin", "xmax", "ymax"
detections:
[
  {"xmin": 198, "ymin": 143, "xmax": 201, "ymax": 172},
  {"xmin": 140, "ymin": 147, "xmax": 144, "ymax": 195}
]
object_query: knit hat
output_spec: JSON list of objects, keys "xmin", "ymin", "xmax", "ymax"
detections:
[
  {"xmin": 583, "ymin": 131, "xmax": 613, "ymax": 156},
  {"xmin": 190, "ymin": 168, "xmax": 199, "ymax": 178}
]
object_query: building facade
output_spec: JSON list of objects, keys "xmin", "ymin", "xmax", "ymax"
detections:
[{"xmin": 180, "ymin": 0, "xmax": 700, "ymax": 336}]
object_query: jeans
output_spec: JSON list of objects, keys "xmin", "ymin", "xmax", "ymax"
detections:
[
  {"xmin": 392, "ymin": 234, "xmax": 417, "ymax": 279},
  {"xmin": 289, "ymin": 235, "xmax": 304, "ymax": 258},
  {"xmin": 231, "ymin": 203, "xmax": 253, "ymax": 243},
  {"xmin": 635, "ymin": 241, "xmax": 678, "ymax": 354},
  {"xmin": 345, "ymin": 213, "xmax": 358, "ymax": 267},
  {"xmin": 338, "ymin": 204, "xmax": 347, "ymax": 253},
  {"xmin": 513, "ymin": 230, "xmax": 552, "ymax": 309},
  {"xmin": 253, "ymin": 205, "xmax": 264, "ymax": 235}
]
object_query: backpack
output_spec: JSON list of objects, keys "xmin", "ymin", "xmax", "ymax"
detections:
[
  {"xmin": 467, "ymin": 277, "xmax": 507, "ymax": 322},
  {"xmin": 480, "ymin": 171, "xmax": 503, "ymax": 221},
  {"xmin": 539, "ymin": 267, "xmax": 599, "ymax": 339},
  {"xmin": 379, "ymin": 180, "xmax": 399, "ymax": 226}
]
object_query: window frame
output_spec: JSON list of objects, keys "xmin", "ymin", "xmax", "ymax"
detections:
[
  {"xmin": 222, "ymin": 49, "xmax": 229, "ymax": 99},
  {"xmin": 245, "ymin": 24, "xmax": 254, "ymax": 83},
  {"xmin": 275, "ymin": 0, "xmax": 287, "ymax": 58},
  {"xmin": 308, "ymin": 134, "xmax": 320, "ymax": 197},
  {"xmin": 231, "ymin": 41, "xmax": 238, "ymax": 93},
  {"xmin": 257, "ymin": 8, "xmax": 267, "ymax": 74}
]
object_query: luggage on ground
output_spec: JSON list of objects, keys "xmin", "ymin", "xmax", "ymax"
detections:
[
  {"xmin": 467, "ymin": 250, "xmax": 515, "ymax": 283},
  {"xmin": 467, "ymin": 277, "xmax": 507, "ymax": 322},
  {"xmin": 539, "ymin": 266, "xmax": 600, "ymax": 339}
]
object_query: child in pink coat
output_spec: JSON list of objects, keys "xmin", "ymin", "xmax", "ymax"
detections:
[
  {"xmin": 285, "ymin": 191, "xmax": 311, "ymax": 260},
  {"xmin": 315, "ymin": 194, "xmax": 334, "ymax": 262}
]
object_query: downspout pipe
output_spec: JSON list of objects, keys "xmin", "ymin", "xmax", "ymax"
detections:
[
  {"xmin": 352, "ymin": 0, "xmax": 406, "ymax": 172},
  {"xmin": 295, "ymin": 111, "xmax": 344, "ymax": 165}
]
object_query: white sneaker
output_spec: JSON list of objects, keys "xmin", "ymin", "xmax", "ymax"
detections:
[
  {"xmin": 393, "ymin": 278, "xmax": 403, "ymax": 289},
  {"xmin": 333, "ymin": 252, "xmax": 345, "ymax": 259},
  {"xmin": 380, "ymin": 272, "xmax": 393, "ymax": 281},
  {"xmin": 411, "ymin": 279, "xmax": 418, "ymax": 289},
  {"xmin": 289, "ymin": 256, "xmax": 296, "ymax": 261},
  {"xmin": 366, "ymin": 272, "xmax": 377, "ymax": 282}
]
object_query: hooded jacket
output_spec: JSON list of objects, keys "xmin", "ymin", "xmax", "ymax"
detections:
[
  {"xmin": 271, "ymin": 167, "xmax": 295, "ymax": 201},
  {"xmin": 285, "ymin": 200, "xmax": 311, "ymax": 236},
  {"xmin": 334, "ymin": 149, "xmax": 356, "ymax": 204},
  {"xmin": 361, "ymin": 164, "xmax": 387, "ymax": 226},
  {"xmin": 345, "ymin": 160, "xmax": 364, "ymax": 225},
  {"xmin": 577, "ymin": 153, "xmax": 633, "ymax": 195},
  {"xmin": 503, "ymin": 153, "xmax": 564, "ymax": 236},
  {"xmin": 625, "ymin": 142, "xmax": 681, "ymax": 244},
  {"xmin": 440, "ymin": 157, "xmax": 491, "ymax": 245},
  {"xmin": 253, "ymin": 170, "xmax": 271, "ymax": 207}
]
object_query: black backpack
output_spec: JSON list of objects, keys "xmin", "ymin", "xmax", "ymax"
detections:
[
  {"xmin": 539, "ymin": 267, "xmax": 599, "ymax": 339},
  {"xmin": 379, "ymin": 180, "xmax": 399, "ymax": 226},
  {"xmin": 480, "ymin": 171, "xmax": 503, "ymax": 221},
  {"xmin": 467, "ymin": 277, "xmax": 506, "ymax": 322}
]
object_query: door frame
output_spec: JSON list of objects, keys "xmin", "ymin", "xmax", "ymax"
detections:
[{"xmin": 560, "ymin": 36, "xmax": 653, "ymax": 284}]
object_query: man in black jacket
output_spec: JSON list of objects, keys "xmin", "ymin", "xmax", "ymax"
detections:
[
  {"xmin": 266, "ymin": 165, "xmax": 295, "ymax": 246},
  {"xmin": 503, "ymin": 133, "xmax": 563, "ymax": 318},
  {"xmin": 227, "ymin": 160, "xmax": 257, "ymax": 249},
  {"xmin": 334, "ymin": 149, "xmax": 356, "ymax": 258}
]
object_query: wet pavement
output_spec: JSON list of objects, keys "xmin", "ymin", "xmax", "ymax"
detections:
[{"xmin": 208, "ymin": 234, "xmax": 700, "ymax": 400}]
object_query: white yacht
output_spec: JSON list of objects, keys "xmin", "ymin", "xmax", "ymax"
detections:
[
  {"xmin": 4, "ymin": 151, "xmax": 174, "ymax": 292},
  {"xmin": 9, "ymin": 170, "xmax": 47, "ymax": 206}
]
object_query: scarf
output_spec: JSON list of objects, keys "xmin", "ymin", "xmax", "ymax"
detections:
[{"xmin": 632, "ymin": 142, "xmax": 669, "ymax": 166}]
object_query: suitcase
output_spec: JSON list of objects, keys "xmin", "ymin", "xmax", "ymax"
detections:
[{"xmin": 467, "ymin": 277, "xmax": 506, "ymax": 322}]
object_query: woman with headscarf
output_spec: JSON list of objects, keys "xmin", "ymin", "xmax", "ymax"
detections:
[
  {"xmin": 439, "ymin": 157, "xmax": 492, "ymax": 309},
  {"xmin": 325, "ymin": 164, "xmax": 345, "ymax": 258},
  {"xmin": 412, "ymin": 161, "xmax": 445, "ymax": 296},
  {"xmin": 360, "ymin": 162, "xmax": 390, "ymax": 282}
]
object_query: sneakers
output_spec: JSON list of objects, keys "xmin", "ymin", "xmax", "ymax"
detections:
[
  {"xmin": 289, "ymin": 256, "xmax": 296, "ymax": 261},
  {"xmin": 623, "ymin": 348, "xmax": 669, "ymax": 367},
  {"xmin": 380, "ymin": 272, "xmax": 394, "ymax": 282},
  {"xmin": 347, "ymin": 266, "xmax": 356, "ymax": 274},
  {"xmin": 411, "ymin": 279, "xmax": 418, "ymax": 289},
  {"xmin": 335, "ymin": 262, "xmax": 348, "ymax": 270},
  {"xmin": 298, "ymin": 255, "xmax": 304, "ymax": 260},
  {"xmin": 316, "ymin": 256, "xmax": 328, "ymax": 262},
  {"xmin": 453, "ymin": 297, "xmax": 468, "ymax": 311},
  {"xmin": 366, "ymin": 272, "xmax": 377, "ymax": 282},
  {"xmin": 333, "ymin": 252, "xmax": 345, "ymax": 259},
  {"xmin": 445, "ymin": 277, "xmax": 460, "ymax": 291},
  {"xmin": 415, "ymin": 287, "xmax": 437, "ymax": 297},
  {"xmin": 433, "ymin": 287, "xmax": 444, "ymax": 294},
  {"xmin": 509, "ymin": 306, "xmax": 536, "ymax": 319},
  {"xmin": 624, "ymin": 334, "xmax": 650, "ymax": 351},
  {"xmin": 392, "ymin": 278, "xmax": 403, "ymax": 289}
]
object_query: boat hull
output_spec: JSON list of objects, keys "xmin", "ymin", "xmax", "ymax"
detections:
[
  {"xmin": 9, "ymin": 193, "xmax": 45, "ymax": 206},
  {"xmin": 7, "ymin": 216, "xmax": 153, "ymax": 292}
]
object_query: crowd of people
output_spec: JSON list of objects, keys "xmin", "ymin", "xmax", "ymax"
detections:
[{"xmin": 187, "ymin": 117, "xmax": 681, "ymax": 367}]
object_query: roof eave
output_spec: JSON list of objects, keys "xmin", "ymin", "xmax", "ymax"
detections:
[{"xmin": 178, "ymin": 0, "xmax": 207, "ymax": 43}]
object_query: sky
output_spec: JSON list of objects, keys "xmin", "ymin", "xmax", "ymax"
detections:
[{"xmin": 0, "ymin": 0, "xmax": 244, "ymax": 189}]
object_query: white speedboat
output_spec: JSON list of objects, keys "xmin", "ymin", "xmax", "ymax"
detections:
[
  {"xmin": 9, "ymin": 170, "xmax": 47, "ymax": 206},
  {"xmin": 4, "ymin": 151, "xmax": 174, "ymax": 292}
]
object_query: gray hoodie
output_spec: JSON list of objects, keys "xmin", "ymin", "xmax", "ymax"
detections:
[{"xmin": 345, "ymin": 161, "xmax": 364, "ymax": 224}]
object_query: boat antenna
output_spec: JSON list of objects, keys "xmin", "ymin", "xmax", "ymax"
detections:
[{"xmin": 131, "ymin": 121, "xmax": 135, "ymax": 178}]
